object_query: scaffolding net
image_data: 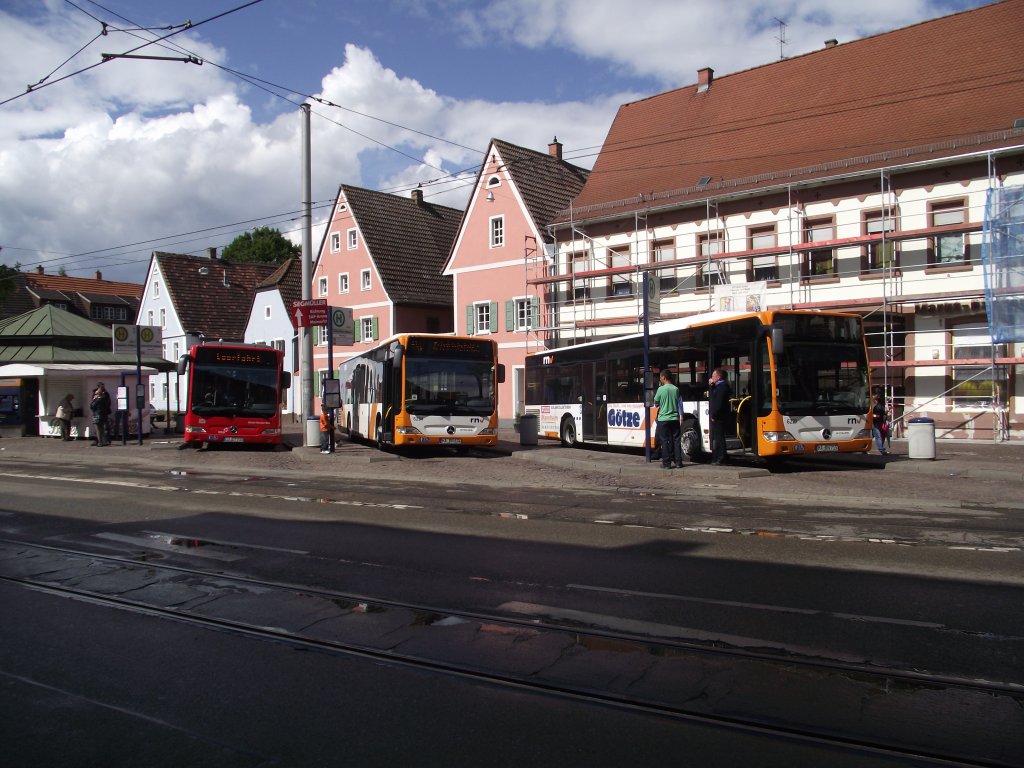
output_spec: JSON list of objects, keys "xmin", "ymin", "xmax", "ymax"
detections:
[{"xmin": 982, "ymin": 185, "xmax": 1024, "ymax": 343}]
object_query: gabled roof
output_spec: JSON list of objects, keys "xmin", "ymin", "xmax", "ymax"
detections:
[
  {"xmin": 560, "ymin": 0, "xmax": 1024, "ymax": 222},
  {"xmin": 490, "ymin": 139, "xmax": 590, "ymax": 231},
  {"xmin": 0, "ymin": 270, "xmax": 142, "ymax": 322},
  {"xmin": 341, "ymin": 185, "xmax": 462, "ymax": 306},
  {"xmin": 255, "ymin": 258, "xmax": 303, "ymax": 307},
  {"xmin": 0, "ymin": 305, "xmax": 173, "ymax": 369},
  {"xmin": 153, "ymin": 252, "xmax": 278, "ymax": 340}
]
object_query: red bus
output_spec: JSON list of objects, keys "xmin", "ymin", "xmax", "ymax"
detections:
[{"xmin": 176, "ymin": 342, "xmax": 291, "ymax": 446}]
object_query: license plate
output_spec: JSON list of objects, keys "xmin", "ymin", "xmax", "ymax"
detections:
[
  {"xmin": 439, "ymin": 438, "xmax": 461, "ymax": 445},
  {"xmin": 815, "ymin": 444, "xmax": 839, "ymax": 452},
  {"xmin": 223, "ymin": 437, "xmax": 244, "ymax": 443}
]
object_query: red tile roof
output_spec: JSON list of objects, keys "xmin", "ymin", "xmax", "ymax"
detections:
[
  {"xmin": 0, "ymin": 270, "xmax": 142, "ymax": 323},
  {"xmin": 559, "ymin": 0, "xmax": 1024, "ymax": 222}
]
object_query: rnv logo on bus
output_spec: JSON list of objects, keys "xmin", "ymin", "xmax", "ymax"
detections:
[{"xmin": 608, "ymin": 409, "xmax": 643, "ymax": 428}]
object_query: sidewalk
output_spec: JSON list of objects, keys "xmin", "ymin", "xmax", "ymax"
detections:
[{"xmin": 2, "ymin": 426, "xmax": 1022, "ymax": 513}]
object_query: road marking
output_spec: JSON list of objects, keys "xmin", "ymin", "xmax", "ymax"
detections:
[
  {"xmin": 567, "ymin": 583, "xmax": 952, "ymax": 629},
  {"xmin": 0, "ymin": 471, "xmax": 423, "ymax": 511}
]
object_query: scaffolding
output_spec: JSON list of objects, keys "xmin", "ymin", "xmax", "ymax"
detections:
[{"xmin": 532, "ymin": 149, "xmax": 1023, "ymax": 440}]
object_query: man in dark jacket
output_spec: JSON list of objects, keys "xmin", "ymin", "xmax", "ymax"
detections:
[
  {"xmin": 708, "ymin": 367, "xmax": 732, "ymax": 465},
  {"xmin": 89, "ymin": 382, "xmax": 112, "ymax": 446}
]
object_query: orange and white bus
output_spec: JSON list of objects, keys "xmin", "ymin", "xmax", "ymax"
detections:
[
  {"xmin": 525, "ymin": 309, "xmax": 873, "ymax": 460},
  {"xmin": 337, "ymin": 334, "xmax": 504, "ymax": 449}
]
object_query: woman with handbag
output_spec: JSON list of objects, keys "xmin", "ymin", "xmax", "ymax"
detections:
[{"xmin": 53, "ymin": 393, "xmax": 75, "ymax": 441}]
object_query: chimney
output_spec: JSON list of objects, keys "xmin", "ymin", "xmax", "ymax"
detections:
[
  {"xmin": 824, "ymin": 38, "xmax": 838, "ymax": 48},
  {"xmin": 697, "ymin": 67, "xmax": 714, "ymax": 93},
  {"xmin": 36, "ymin": 265, "xmax": 44, "ymax": 274},
  {"xmin": 207, "ymin": 247, "xmax": 217, "ymax": 259},
  {"xmin": 411, "ymin": 186, "xmax": 423, "ymax": 205},
  {"xmin": 94, "ymin": 270, "xmax": 103, "ymax": 281},
  {"xmin": 548, "ymin": 136, "xmax": 563, "ymax": 160}
]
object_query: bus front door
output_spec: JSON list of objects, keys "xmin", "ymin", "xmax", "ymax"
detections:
[{"xmin": 712, "ymin": 347, "xmax": 754, "ymax": 454}]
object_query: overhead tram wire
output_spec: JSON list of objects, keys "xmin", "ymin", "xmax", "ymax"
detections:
[
  {"xmin": 0, "ymin": 0, "xmax": 266, "ymax": 108},
  {"xmin": 6, "ymin": 201, "xmax": 336, "ymax": 276}
]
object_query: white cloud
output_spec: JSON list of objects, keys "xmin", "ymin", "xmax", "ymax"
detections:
[
  {"xmin": 1, "ymin": 0, "xmax": 977, "ymax": 284},
  {"xmin": 445, "ymin": 0, "xmax": 976, "ymax": 86}
]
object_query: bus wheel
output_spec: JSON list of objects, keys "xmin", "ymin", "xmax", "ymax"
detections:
[
  {"xmin": 374, "ymin": 419, "xmax": 383, "ymax": 447},
  {"xmin": 682, "ymin": 423, "xmax": 703, "ymax": 460},
  {"xmin": 560, "ymin": 417, "xmax": 578, "ymax": 447}
]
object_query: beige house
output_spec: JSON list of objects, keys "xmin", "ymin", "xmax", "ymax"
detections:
[{"xmin": 541, "ymin": 1, "xmax": 1024, "ymax": 441}]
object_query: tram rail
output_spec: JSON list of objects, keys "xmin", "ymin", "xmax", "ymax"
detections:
[{"xmin": 1, "ymin": 537, "xmax": 1020, "ymax": 767}]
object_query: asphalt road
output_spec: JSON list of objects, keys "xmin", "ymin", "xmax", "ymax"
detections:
[{"xmin": 1, "ymin": 463, "xmax": 1022, "ymax": 765}]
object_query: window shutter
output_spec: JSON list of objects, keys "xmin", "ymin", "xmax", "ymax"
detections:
[
  {"xmin": 370, "ymin": 316, "xmax": 378, "ymax": 341},
  {"xmin": 354, "ymin": 319, "xmax": 362, "ymax": 342},
  {"xmin": 314, "ymin": 371, "xmax": 321, "ymax": 397},
  {"xmin": 489, "ymin": 302, "xmax": 498, "ymax": 333},
  {"xmin": 505, "ymin": 300, "xmax": 514, "ymax": 331},
  {"xmin": 530, "ymin": 296, "xmax": 540, "ymax": 328},
  {"xmin": 466, "ymin": 305, "xmax": 474, "ymax": 335}
]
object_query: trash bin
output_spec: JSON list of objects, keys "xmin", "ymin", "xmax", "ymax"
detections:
[
  {"xmin": 907, "ymin": 417, "xmax": 936, "ymax": 460},
  {"xmin": 519, "ymin": 413, "xmax": 538, "ymax": 446},
  {"xmin": 305, "ymin": 415, "xmax": 321, "ymax": 448}
]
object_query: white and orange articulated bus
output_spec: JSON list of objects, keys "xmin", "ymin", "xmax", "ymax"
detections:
[
  {"xmin": 526, "ymin": 309, "xmax": 874, "ymax": 461},
  {"xmin": 337, "ymin": 334, "xmax": 504, "ymax": 449}
]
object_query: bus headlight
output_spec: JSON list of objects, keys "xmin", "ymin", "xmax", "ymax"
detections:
[
  {"xmin": 763, "ymin": 431, "xmax": 796, "ymax": 442},
  {"xmin": 260, "ymin": 428, "xmax": 281, "ymax": 436},
  {"xmin": 854, "ymin": 428, "xmax": 873, "ymax": 439},
  {"xmin": 184, "ymin": 426, "xmax": 207, "ymax": 434},
  {"xmin": 479, "ymin": 428, "xmax": 497, "ymax": 435},
  {"xmin": 396, "ymin": 426, "xmax": 422, "ymax": 435}
]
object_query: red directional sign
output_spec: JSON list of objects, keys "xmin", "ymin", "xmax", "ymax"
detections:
[{"xmin": 291, "ymin": 298, "xmax": 328, "ymax": 328}]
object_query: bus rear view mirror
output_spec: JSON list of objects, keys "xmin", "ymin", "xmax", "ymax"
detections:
[
  {"xmin": 281, "ymin": 371, "xmax": 292, "ymax": 390},
  {"xmin": 770, "ymin": 326, "xmax": 784, "ymax": 355},
  {"xmin": 176, "ymin": 355, "xmax": 190, "ymax": 377},
  {"xmin": 497, "ymin": 364, "xmax": 506, "ymax": 384}
]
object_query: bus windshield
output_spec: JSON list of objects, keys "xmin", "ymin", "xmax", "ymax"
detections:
[
  {"xmin": 190, "ymin": 348, "xmax": 280, "ymax": 418},
  {"xmin": 404, "ymin": 356, "xmax": 496, "ymax": 416},
  {"xmin": 773, "ymin": 313, "xmax": 869, "ymax": 416},
  {"xmin": 402, "ymin": 337, "xmax": 496, "ymax": 417}
]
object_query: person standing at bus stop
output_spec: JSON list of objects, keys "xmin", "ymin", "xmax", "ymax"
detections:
[
  {"xmin": 319, "ymin": 408, "xmax": 335, "ymax": 454},
  {"xmin": 89, "ymin": 382, "xmax": 111, "ymax": 447},
  {"xmin": 654, "ymin": 369, "xmax": 682, "ymax": 469},
  {"xmin": 708, "ymin": 367, "xmax": 732, "ymax": 465}
]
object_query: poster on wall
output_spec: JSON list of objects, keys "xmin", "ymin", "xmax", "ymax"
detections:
[{"xmin": 713, "ymin": 281, "xmax": 767, "ymax": 313}]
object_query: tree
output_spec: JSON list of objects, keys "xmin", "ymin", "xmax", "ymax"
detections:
[
  {"xmin": 0, "ymin": 264, "xmax": 19, "ymax": 307},
  {"xmin": 219, "ymin": 227, "xmax": 300, "ymax": 265}
]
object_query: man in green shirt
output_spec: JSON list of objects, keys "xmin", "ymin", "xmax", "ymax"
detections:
[{"xmin": 654, "ymin": 369, "xmax": 683, "ymax": 468}]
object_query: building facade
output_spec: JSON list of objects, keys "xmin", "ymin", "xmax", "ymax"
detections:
[
  {"xmin": 444, "ymin": 138, "xmax": 589, "ymax": 422},
  {"xmin": 541, "ymin": 1, "xmax": 1024, "ymax": 441},
  {"xmin": 312, "ymin": 185, "xmax": 460, "ymax": 404}
]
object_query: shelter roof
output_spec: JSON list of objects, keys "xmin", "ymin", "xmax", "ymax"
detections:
[{"xmin": 0, "ymin": 305, "xmax": 173, "ymax": 370}]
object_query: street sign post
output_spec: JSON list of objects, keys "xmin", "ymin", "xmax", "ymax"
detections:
[
  {"xmin": 111, "ymin": 324, "xmax": 161, "ymax": 446},
  {"xmin": 330, "ymin": 306, "xmax": 354, "ymax": 346},
  {"xmin": 291, "ymin": 299, "xmax": 328, "ymax": 328}
]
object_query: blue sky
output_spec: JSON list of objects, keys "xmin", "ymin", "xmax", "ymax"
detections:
[{"xmin": 0, "ymin": 0, "xmax": 991, "ymax": 283}]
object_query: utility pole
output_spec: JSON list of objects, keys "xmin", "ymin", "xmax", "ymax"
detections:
[{"xmin": 300, "ymin": 103, "xmax": 316, "ymax": 446}]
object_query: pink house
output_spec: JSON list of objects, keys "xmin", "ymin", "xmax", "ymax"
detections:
[
  {"xmin": 443, "ymin": 138, "xmax": 589, "ymax": 423},
  {"xmin": 312, "ymin": 185, "xmax": 461, "ymax": 402}
]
